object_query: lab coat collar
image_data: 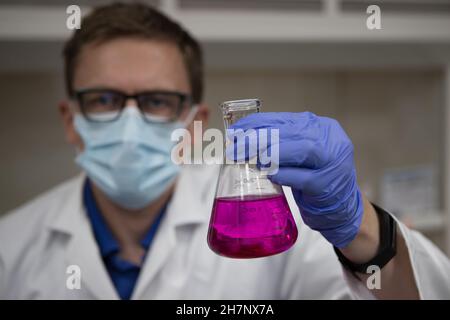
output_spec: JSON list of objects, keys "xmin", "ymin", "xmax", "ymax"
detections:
[
  {"xmin": 167, "ymin": 164, "xmax": 220, "ymax": 227},
  {"xmin": 47, "ymin": 164, "xmax": 219, "ymax": 233},
  {"xmin": 45, "ymin": 173, "xmax": 86, "ymax": 235},
  {"xmin": 45, "ymin": 164, "xmax": 220, "ymax": 299}
]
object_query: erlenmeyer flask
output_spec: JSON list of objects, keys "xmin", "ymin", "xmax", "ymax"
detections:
[{"xmin": 207, "ymin": 99, "xmax": 298, "ymax": 258}]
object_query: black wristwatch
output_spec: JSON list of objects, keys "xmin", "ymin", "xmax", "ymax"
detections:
[{"xmin": 333, "ymin": 203, "xmax": 397, "ymax": 274}]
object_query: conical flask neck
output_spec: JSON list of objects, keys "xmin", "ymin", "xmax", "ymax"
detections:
[{"xmin": 221, "ymin": 98, "xmax": 260, "ymax": 129}]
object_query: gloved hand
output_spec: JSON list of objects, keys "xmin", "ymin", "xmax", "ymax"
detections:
[{"xmin": 228, "ymin": 112, "xmax": 364, "ymax": 249}]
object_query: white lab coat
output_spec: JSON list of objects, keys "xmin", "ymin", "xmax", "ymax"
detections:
[{"xmin": 0, "ymin": 164, "xmax": 449, "ymax": 299}]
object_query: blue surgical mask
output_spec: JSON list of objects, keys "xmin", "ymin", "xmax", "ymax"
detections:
[{"xmin": 74, "ymin": 106, "xmax": 197, "ymax": 210}]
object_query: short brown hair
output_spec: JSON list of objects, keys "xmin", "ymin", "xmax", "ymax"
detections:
[{"xmin": 63, "ymin": 2, "xmax": 204, "ymax": 103}]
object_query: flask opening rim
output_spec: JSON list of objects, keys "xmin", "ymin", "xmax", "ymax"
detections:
[{"xmin": 220, "ymin": 99, "xmax": 261, "ymax": 113}]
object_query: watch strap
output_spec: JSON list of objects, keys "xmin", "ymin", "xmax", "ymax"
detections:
[{"xmin": 333, "ymin": 203, "xmax": 397, "ymax": 274}]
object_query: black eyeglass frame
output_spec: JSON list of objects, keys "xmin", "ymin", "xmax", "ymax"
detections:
[{"xmin": 73, "ymin": 88, "xmax": 193, "ymax": 123}]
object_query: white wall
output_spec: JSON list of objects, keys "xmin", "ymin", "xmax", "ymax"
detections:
[{"xmin": 0, "ymin": 72, "xmax": 79, "ymax": 214}]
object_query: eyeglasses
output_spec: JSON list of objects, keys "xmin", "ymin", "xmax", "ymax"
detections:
[{"xmin": 73, "ymin": 88, "xmax": 193, "ymax": 123}]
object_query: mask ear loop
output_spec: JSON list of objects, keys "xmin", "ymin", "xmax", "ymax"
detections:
[
  {"xmin": 183, "ymin": 104, "xmax": 199, "ymax": 127},
  {"xmin": 67, "ymin": 101, "xmax": 84, "ymax": 155}
]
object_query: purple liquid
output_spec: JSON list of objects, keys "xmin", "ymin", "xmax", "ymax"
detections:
[{"xmin": 207, "ymin": 194, "xmax": 298, "ymax": 258}]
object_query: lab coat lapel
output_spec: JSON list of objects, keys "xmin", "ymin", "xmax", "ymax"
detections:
[
  {"xmin": 49, "ymin": 174, "xmax": 119, "ymax": 300},
  {"xmin": 65, "ymin": 221, "xmax": 119, "ymax": 299},
  {"xmin": 132, "ymin": 164, "xmax": 219, "ymax": 298},
  {"xmin": 131, "ymin": 207, "xmax": 177, "ymax": 299}
]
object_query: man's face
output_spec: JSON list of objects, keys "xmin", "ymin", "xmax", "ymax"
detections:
[{"xmin": 60, "ymin": 37, "xmax": 205, "ymax": 149}]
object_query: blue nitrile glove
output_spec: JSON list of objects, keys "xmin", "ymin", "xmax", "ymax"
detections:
[{"xmin": 227, "ymin": 112, "xmax": 364, "ymax": 249}]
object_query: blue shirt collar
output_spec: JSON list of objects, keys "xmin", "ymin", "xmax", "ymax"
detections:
[{"xmin": 83, "ymin": 179, "xmax": 167, "ymax": 259}]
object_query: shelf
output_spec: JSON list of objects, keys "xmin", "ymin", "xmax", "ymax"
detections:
[{"xmin": 1, "ymin": 4, "xmax": 450, "ymax": 43}]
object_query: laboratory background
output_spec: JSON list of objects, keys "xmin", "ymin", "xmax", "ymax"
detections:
[{"xmin": 1, "ymin": 0, "xmax": 450, "ymax": 256}]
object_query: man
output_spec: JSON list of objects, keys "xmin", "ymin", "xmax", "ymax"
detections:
[{"xmin": 0, "ymin": 3, "xmax": 449, "ymax": 299}]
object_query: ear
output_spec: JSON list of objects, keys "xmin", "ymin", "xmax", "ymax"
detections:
[
  {"xmin": 191, "ymin": 102, "xmax": 209, "ymax": 129},
  {"xmin": 58, "ymin": 100, "xmax": 84, "ymax": 150}
]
